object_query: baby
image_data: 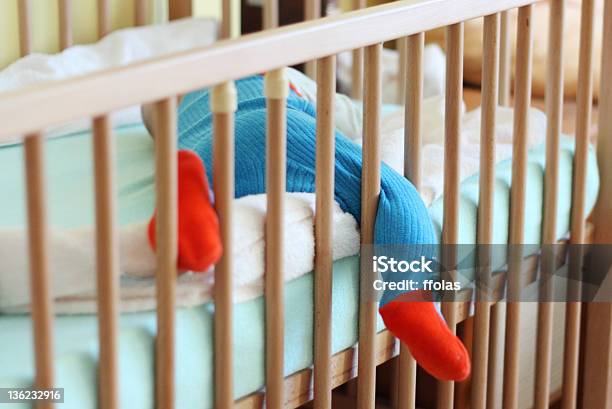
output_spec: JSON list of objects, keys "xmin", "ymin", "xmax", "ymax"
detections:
[{"xmin": 143, "ymin": 70, "xmax": 469, "ymax": 381}]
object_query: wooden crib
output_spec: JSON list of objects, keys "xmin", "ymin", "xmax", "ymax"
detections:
[{"xmin": 0, "ymin": 0, "xmax": 610, "ymax": 408}]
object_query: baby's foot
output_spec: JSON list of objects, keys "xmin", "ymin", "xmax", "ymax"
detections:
[{"xmin": 148, "ymin": 150, "xmax": 222, "ymax": 272}]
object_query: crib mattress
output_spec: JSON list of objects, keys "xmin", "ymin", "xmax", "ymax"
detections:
[{"xmin": 0, "ymin": 124, "xmax": 599, "ymax": 408}]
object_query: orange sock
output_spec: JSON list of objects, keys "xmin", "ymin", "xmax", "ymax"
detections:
[
  {"xmin": 148, "ymin": 150, "xmax": 222, "ymax": 272},
  {"xmin": 379, "ymin": 291, "xmax": 470, "ymax": 381}
]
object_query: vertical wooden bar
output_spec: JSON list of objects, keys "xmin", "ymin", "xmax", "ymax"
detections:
[
  {"xmin": 486, "ymin": 303, "xmax": 503, "ymax": 409},
  {"xmin": 18, "ymin": 0, "xmax": 32, "ymax": 57},
  {"xmin": 314, "ymin": 55, "xmax": 335, "ymax": 409},
  {"xmin": 397, "ymin": 32, "xmax": 424, "ymax": 409},
  {"xmin": 471, "ymin": 13, "xmax": 499, "ymax": 409},
  {"xmin": 264, "ymin": 68, "xmax": 288, "ymax": 409},
  {"xmin": 135, "ymin": 0, "xmax": 147, "ymax": 26},
  {"xmin": 97, "ymin": 0, "xmax": 110, "ymax": 39},
  {"xmin": 154, "ymin": 97, "xmax": 178, "ymax": 409},
  {"xmin": 221, "ymin": 0, "xmax": 232, "ymax": 39},
  {"xmin": 503, "ymin": 6, "xmax": 533, "ymax": 409},
  {"xmin": 498, "ymin": 10, "xmax": 511, "ymax": 106},
  {"xmin": 351, "ymin": 0, "xmax": 366, "ymax": 99},
  {"xmin": 563, "ymin": 1, "xmax": 595, "ymax": 408},
  {"xmin": 581, "ymin": 1, "xmax": 612, "ymax": 407},
  {"xmin": 93, "ymin": 116, "xmax": 119, "ymax": 409},
  {"xmin": 24, "ymin": 133, "xmax": 55, "ymax": 409},
  {"xmin": 169, "ymin": 0, "xmax": 192, "ymax": 20},
  {"xmin": 534, "ymin": 1, "xmax": 565, "ymax": 408},
  {"xmin": 304, "ymin": 0, "xmax": 321, "ymax": 79},
  {"xmin": 357, "ymin": 43, "xmax": 382, "ymax": 409},
  {"xmin": 397, "ymin": 37, "xmax": 408, "ymax": 105},
  {"xmin": 593, "ymin": 0, "xmax": 612, "ymax": 243},
  {"xmin": 264, "ymin": 0, "xmax": 278, "ymax": 29},
  {"xmin": 211, "ymin": 82, "xmax": 237, "ymax": 409},
  {"xmin": 58, "ymin": 0, "xmax": 72, "ymax": 50},
  {"xmin": 437, "ymin": 22, "xmax": 463, "ymax": 409}
]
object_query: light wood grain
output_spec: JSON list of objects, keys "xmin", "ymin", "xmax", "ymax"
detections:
[
  {"xmin": 582, "ymin": 0, "xmax": 612, "ymax": 409},
  {"xmin": 498, "ymin": 10, "xmax": 511, "ymax": 106},
  {"xmin": 397, "ymin": 37, "xmax": 408, "ymax": 105},
  {"xmin": 169, "ymin": 0, "xmax": 192, "ymax": 20},
  {"xmin": 97, "ymin": 0, "xmax": 110, "ymax": 39},
  {"xmin": 304, "ymin": 0, "xmax": 322, "ymax": 79},
  {"xmin": 350, "ymin": 0, "xmax": 366, "ymax": 99},
  {"xmin": 357, "ymin": 43, "xmax": 382, "ymax": 409},
  {"xmin": 18, "ymin": 0, "xmax": 32, "ymax": 57},
  {"xmin": 397, "ymin": 31, "xmax": 423, "ymax": 409},
  {"xmin": 582, "ymin": 303, "xmax": 612, "ymax": 409},
  {"xmin": 593, "ymin": 0, "xmax": 612, "ymax": 243},
  {"xmin": 534, "ymin": 1, "xmax": 565, "ymax": 408},
  {"xmin": 0, "ymin": 0, "xmax": 541, "ymax": 140},
  {"xmin": 503, "ymin": 6, "xmax": 533, "ymax": 409},
  {"xmin": 58, "ymin": 0, "xmax": 72, "ymax": 50},
  {"xmin": 264, "ymin": 0, "xmax": 279, "ymax": 29},
  {"xmin": 437, "ymin": 21, "xmax": 463, "ymax": 409},
  {"xmin": 471, "ymin": 13, "xmax": 499, "ymax": 409},
  {"xmin": 93, "ymin": 116, "xmax": 119, "ymax": 409},
  {"xmin": 221, "ymin": 0, "xmax": 233, "ymax": 39},
  {"xmin": 24, "ymin": 133, "xmax": 55, "ymax": 408},
  {"xmin": 486, "ymin": 302, "xmax": 503, "ymax": 409},
  {"xmin": 154, "ymin": 97, "xmax": 178, "ymax": 409},
  {"xmin": 562, "ymin": 0, "xmax": 595, "ymax": 408},
  {"xmin": 135, "ymin": 0, "xmax": 147, "ymax": 26},
  {"xmin": 213, "ymin": 103, "xmax": 235, "ymax": 409},
  {"xmin": 314, "ymin": 55, "xmax": 335, "ymax": 409},
  {"xmin": 266, "ymin": 84, "xmax": 287, "ymax": 409}
]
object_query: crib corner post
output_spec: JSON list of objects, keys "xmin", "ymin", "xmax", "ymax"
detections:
[
  {"xmin": 593, "ymin": 0, "xmax": 612, "ymax": 245},
  {"xmin": 582, "ymin": 0, "xmax": 612, "ymax": 408}
]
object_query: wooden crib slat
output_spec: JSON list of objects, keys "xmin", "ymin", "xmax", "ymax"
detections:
[
  {"xmin": 24, "ymin": 133, "xmax": 55, "ymax": 403},
  {"xmin": 397, "ymin": 32, "xmax": 424, "ymax": 409},
  {"xmin": 404, "ymin": 33, "xmax": 424, "ymax": 192},
  {"xmin": 351, "ymin": 0, "xmax": 366, "ymax": 99},
  {"xmin": 264, "ymin": 0, "xmax": 279, "ymax": 29},
  {"xmin": 357, "ymin": 43, "xmax": 381, "ymax": 409},
  {"xmin": 562, "ymin": 0, "xmax": 595, "ymax": 408},
  {"xmin": 169, "ymin": 0, "xmax": 192, "ymax": 20},
  {"xmin": 265, "ymin": 68, "xmax": 288, "ymax": 409},
  {"xmin": 487, "ymin": 303, "xmax": 504, "ymax": 409},
  {"xmin": 135, "ymin": 0, "xmax": 147, "ymax": 26},
  {"xmin": 304, "ymin": 0, "xmax": 321, "ymax": 79},
  {"xmin": 437, "ymin": 21, "xmax": 463, "ymax": 409},
  {"xmin": 221, "ymin": 0, "xmax": 233, "ymax": 39},
  {"xmin": 58, "ymin": 0, "xmax": 72, "ymax": 50},
  {"xmin": 93, "ymin": 115, "xmax": 120, "ymax": 409},
  {"xmin": 211, "ymin": 82, "xmax": 237, "ymax": 409},
  {"xmin": 397, "ymin": 37, "xmax": 408, "ymax": 105},
  {"xmin": 98, "ymin": 0, "xmax": 110, "ymax": 39},
  {"xmin": 498, "ymin": 10, "xmax": 511, "ymax": 106},
  {"xmin": 471, "ymin": 13, "xmax": 500, "ymax": 409},
  {"xmin": 154, "ymin": 97, "xmax": 178, "ymax": 409},
  {"xmin": 18, "ymin": 0, "xmax": 32, "ymax": 57},
  {"xmin": 503, "ymin": 6, "xmax": 533, "ymax": 409},
  {"xmin": 534, "ymin": 1, "xmax": 565, "ymax": 408},
  {"xmin": 314, "ymin": 55, "xmax": 335, "ymax": 409}
]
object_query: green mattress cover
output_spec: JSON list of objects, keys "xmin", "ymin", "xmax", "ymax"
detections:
[{"xmin": 0, "ymin": 124, "xmax": 599, "ymax": 408}]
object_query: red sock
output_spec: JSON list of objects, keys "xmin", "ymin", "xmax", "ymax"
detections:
[
  {"xmin": 379, "ymin": 291, "xmax": 470, "ymax": 381},
  {"xmin": 148, "ymin": 150, "xmax": 222, "ymax": 272}
]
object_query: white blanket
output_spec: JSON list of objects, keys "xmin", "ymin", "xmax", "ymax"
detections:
[{"xmin": 0, "ymin": 19, "xmax": 547, "ymax": 313}]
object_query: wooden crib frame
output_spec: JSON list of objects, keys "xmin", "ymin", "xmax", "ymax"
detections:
[{"xmin": 0, "ymin": 0, "xmax": 611, "ymax": 408}]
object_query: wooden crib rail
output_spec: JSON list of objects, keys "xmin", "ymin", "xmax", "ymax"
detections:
[
  {"xmin": 5, "ymin": 0, "xmax": 612, "ymax": 409},
  {"xmin": 0, "ymin": 0, "xmax": 541, "ymax": 141}
]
